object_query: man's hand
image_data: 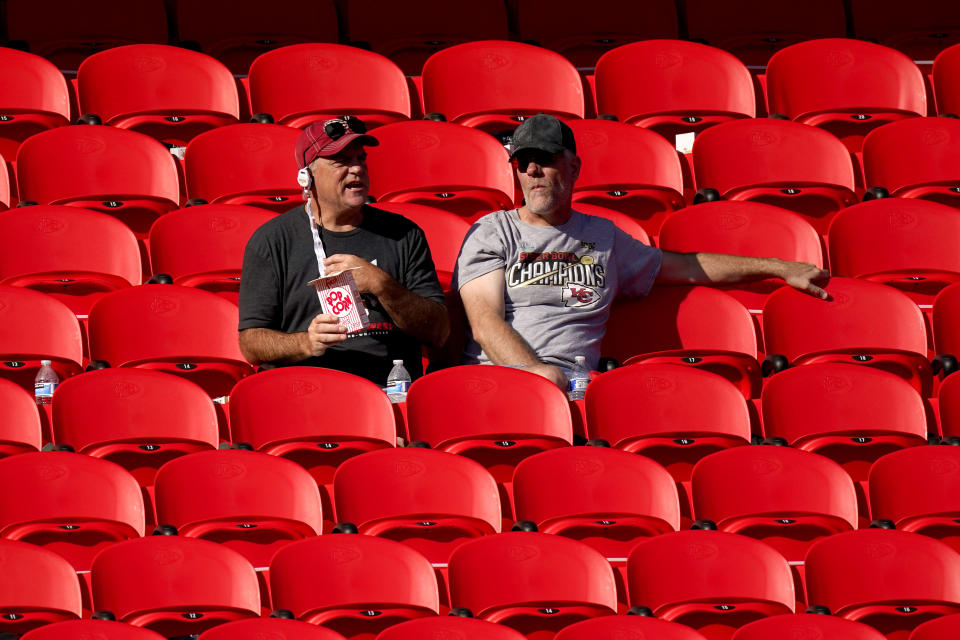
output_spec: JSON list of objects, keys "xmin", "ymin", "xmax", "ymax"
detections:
[
  {"xmin": 526, "ymin": 363, "xmax": 569, "ymax": 392},
  {"xmin": 323, "ymin": 254, "xmax": 391, "ymax": 296},
  {"xmin": 779, "ymin": 261, "xmax": 830, "ymax": 300},
  {"xmin": 303, "ymin": 313, "xmax": 348, "ymax": 357}
]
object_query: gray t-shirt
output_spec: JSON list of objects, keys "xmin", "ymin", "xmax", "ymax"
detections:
[{"xmin": 453, "ymin": 208, "xmax": 663, "ymax": 369}]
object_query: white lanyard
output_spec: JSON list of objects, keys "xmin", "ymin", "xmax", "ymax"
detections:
[{"xmin": 307, "ymin": 204, "xmax": 327, "ymax": 278}]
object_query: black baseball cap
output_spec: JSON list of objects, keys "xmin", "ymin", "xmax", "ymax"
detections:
[{"xmin": 508, "ymin": 114, "xmax": 577, "ymax": 161}]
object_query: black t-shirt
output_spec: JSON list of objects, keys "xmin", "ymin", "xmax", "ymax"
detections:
[{"xmin": 238, "ymin": 204, "xmax": 446, "ymax": 384}]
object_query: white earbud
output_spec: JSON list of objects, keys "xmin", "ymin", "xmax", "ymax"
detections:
[{"xmin": 297, "ymin": 167, "xmax": 312, "ymax": 189}]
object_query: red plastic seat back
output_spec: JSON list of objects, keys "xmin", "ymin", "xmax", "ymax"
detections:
[
  {"xmin": 515, "ymin": 0, "xmax": 679, "ymax": 68},
  {"xmin": 0, "ymin": 539, "xmax": 82, "ymax": 632},
  {"xmin": 594, "ymin": 40, "xmax": 755, "ymax": 133},
  {"xmin": 732, "ymin": 614, "xmax": 886, "ymax": 640},
  {"xmin": 627, "ymin": 530, "xmax": 795, "ymax": 617},
  {"xmin": 77, "ymin": 45, "xmax": 239, "ymax": 146},
  {"xmin": 91, "ymin": 537, "xmax": 260, "ymax": 633},
  {"xmin": 195, "ymin": 618, "xmax": 347, "ymax": 640},
  {"xmin": 175, "ymin": 0, "xmax": 339, "ymax": 74},
  {"xmin": 934, "ymin": 45, "xmax": 960, "ymax": 117},
  {"xmin": 0, "ymin": 378, "xmax": 41, "ymax": 455},
  {"xmin": 5, "ymin": 0, "xmax": 168, "ymax": 69},
  {"xmin": 269, "ymin": 536, "xmax": 439, "ymax": 623},
  {"xmin": 377, "ymin": 616, "xmax": 526, "ymax": 640},
  {"xmin": 249, "ymin": 44, "xmax": 411, "ymax": 129},
  {"xmin": 572, "ymin": 203, "xmax": 651, "ymax": 244},
  {"xmin": 934, "ymin": 283, "xmax": 960, "ymax": 358},
  {"xmin": 940, "ymin": 373, "xmax": 960, "ymax": 439},
  {"xmin": 862, "ymin": 118, "xmax": 960, "ymax": 204},
  {"xmin": 346, "ymin": 0, "xmax": 510, "ymax": 75},
  {"xmin": 184, "ymin": 123, "xmax": 302, "ymax": 213},
  {"xmin": 448, "ymin": 532, "xmax": 618, "ymax": 619},
  {"xmin": 366, "ymin": 121, "xmax": 514, "ymax": 219},
  {"xmin": 21, "ymin": 620, "xmax": 167, "ymax": 640},
  {"xmin": 421, "ymin": 41, "xmax": 584, "ymax": 131},
  {"xmin": 683, "ymin": 0, "xmax": 847, "ymax": 66},
  {"xmin": 910, "ymin": 614, "xmax": 960, "ymax": 640},
  {"xmin": 869, "ymin": 446, "xmax": 960, "ymax": 532},
  {"xmin": 805, "ymin": 530, "xmax": 960, "ymax": 618}
]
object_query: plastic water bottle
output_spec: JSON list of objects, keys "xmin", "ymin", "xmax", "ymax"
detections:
[
  {"xmin": 567, "ymin": 355, "xmax": 590, "ymax": 401},
  {"xmin": 385, "ymin": 359, "xmax": 411, "ymax": 403},
  {"xmin": 34, "ymin": 360, "xmax": 59, "ymax": 405}
]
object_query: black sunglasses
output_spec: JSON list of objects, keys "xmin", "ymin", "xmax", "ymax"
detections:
[
  {"xmin": 324, "ymin": 116, "xmax": 367, "ymax": 141},
  {"xmin": 511, "ymin": 148, "xmax": 562, "ymax": 172}
]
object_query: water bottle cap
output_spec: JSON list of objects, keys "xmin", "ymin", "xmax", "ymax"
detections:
[
  {"xmin": 574, "ymin": 356, "xmax": 586, "ymax": 364},
  {"xmin": 392, "ymin": 359, "xmax": 403, "ymax": 365},
  {"xmin": 40, "ymin": 360, "xmax": 52, "ymax": 366}
]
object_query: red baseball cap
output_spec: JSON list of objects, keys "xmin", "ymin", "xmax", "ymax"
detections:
[{"xmin": 295, "ymin": 116, "xmax": 379, "ymax": 168}]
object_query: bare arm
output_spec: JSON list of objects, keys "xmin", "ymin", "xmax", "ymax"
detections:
[
  {"xmin": 459, "ymin": 268, "xmax": 568, "ymax": 390},
  {"xmin": 239, "ymin": 314, "xmax": 347, "ymax": 365},
  {"xmin": 657, "ymin": 251, "xmax": 829, "ymax": 299},
  {"xmin": 323, "ymin": 254, "xmax": 450, "ymax": 348}
]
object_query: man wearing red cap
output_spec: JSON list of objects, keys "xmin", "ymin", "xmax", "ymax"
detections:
[{"xmin": 238, "ymin": 117, "xmax": 449, "ymax": 384}]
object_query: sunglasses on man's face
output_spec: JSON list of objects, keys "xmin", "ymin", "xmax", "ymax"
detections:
[
  {"xmin": 324, "ymin": 116, "xmax": 367, "ymax": 141},
  {"xmin": 511, "ymin": 149, "xmax": 562, "ymax": 172}
]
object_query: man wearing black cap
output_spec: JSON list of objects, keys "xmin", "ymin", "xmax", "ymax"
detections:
[
  {"xmin": 454, "ymin": 114, "xmax": 828, "ymax": 390},
  {"xmin": 238, "ymin": 117, "xmax": 449, "ymax": 385}
]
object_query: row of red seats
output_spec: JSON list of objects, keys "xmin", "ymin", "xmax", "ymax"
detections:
[
  {"xmin": 4, "ymin": 0, "xmax": 960, "ymax": 72},
  {"xmin": 0, "ymin": 526, "xmax": 957, "ymax": 638}
]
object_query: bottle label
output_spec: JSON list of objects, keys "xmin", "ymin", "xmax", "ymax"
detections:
[
  {"xmin": 385, "ymin": 381, "xmax": 410, "ymax": 395},
  {"xmin": 569, "ymin": 378, "xmax": 589, "ymax": 392},
  {"xmin": 34, "ymin": 382, "xmax": 56, "ymax": 398}
]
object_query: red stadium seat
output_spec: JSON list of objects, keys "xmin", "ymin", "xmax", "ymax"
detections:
[
  {"xmin": 869, "ymin": 446, "xmax": 960, "ymax": 551},
  {"xmin": 22, "ymin": 620, "xmax": 167, "ymax": 640},
  {"xmin": 513, "ymin": 446, "xmax": 680, "ymax": 558},
  {"xmin": 421, "ymin": 41, "xmax": 584, "ymax": 135},
  {"xmin": 805, "ymin": 530, "xmax": 960, "ymax": 637},
  {"xmin": 0, "ymin": 378, "xmax": 41, "ymax": 457},
  {"xmin": 77, "ymin": 45, "xmax": 239, "ymax": 147},
  {"xmin": 600, "ymin": 287, "xmax": 762, "ymax": 398},
  {"xmin": 405, "ymin": 366, "xmax": 572, "ymax": 483},
  {"xmin": 828, "ymin": 199, "xmax": 960, "ymax": 307},
  {"xmin": 198, "ymin": 618, "xmax": 346, "ymax": 639},
  {"xmin": 87, "ymin": 285, "xmax": 254, "ymax": 399},
  {"xmin": 0, "ymin": 48, "xmax": 70, "ymax": 193},
  {"xmin": 691, "ymin": 446, "xmax": 858, "ymax": 560},
  {"xmin": 228, "ymin": 367, "xmax": 396, "ymax": 531},
  {"xmin": 184, "ymin": 123, "xmax": 302, "ymax": 214},
  {"xmin": 345, "ymin": 0, "xmax": 510, "ymax": 75},
  {"xmin": 692, "ymin": 118, "xmax": 857, "ymax": 236},
  {"xmin": 940, "ymin": 372, "xmax": 960, "ymax": 440},
  {"xmin": 175, "ymin": 0, "xmax": 339, "ymax": 75},
  {"xmin": 52, "ymin": 368, "xmax": 219, "ymax": 489},
  {"xmin": 933, "ymin": 284, "xmax": 960, "ymax": 375},
  {"xmin": 763, "ymin": 278, "xmax": 933, "ymax": 395},
  {"xmin": 0, "ymin": 286, "xmax": 83, "ymax": 393},
  {"xmin": 659, "ymin": 201, "xmax": 823, "ymax": 314},
  {"xmin": 862, "ymin": 117, "xmax": 960, "ymax": 208},
  {"xmin": 683, "ymin": 0, "xmax": 848, "ymax": 66},
  {"xmin": 366, "ymin": 121, "xmax": 515, "ymax": 220},
  {"xmin": 147, "ymin": 204, "xmax": 275, "ymax": 303},
  {"xmin": 557, "ymin": 616, "xmax": 708, "ymax": 640},
  {"xmin": 0, "ymin": 451, "xmax": 143, "ymax": 570},
  {"xmin": 572, "ymin": 203, "xmax": 651, "ymax": 244},
  {"xmin": 567, "ymin": 119, "xmax": 685, "ymax": 241},
  {"xmin": 910, "ymin": 614, "xmax": 960, "ymax": 640},
  {"xmin": 628, "ymin": 530, "xmax": 794, "ymax": 637},
  {"xmin": 333, "ymin": 448, "xmax": 500, "ymax": 563},
  {"xmin": 0, "ymin": 539, "xmax": 82, "ymax": 635},
  {"xmin": 4, "ymin": 0, "xmax": 168, "ymax": 70},
  {"xmin": 0, "ymin": 205, "xmax": 141, "ymax": 315},
  {"xmin": 249, "ymin": 44, "xmax": 411, "ymax": 129},
  {"xmin": 154, "ymin": 450, "xmax": 323, "ymax": 567},
  {"xmin": 849, "ymin": 0, "xmax": 960, "ymax": 61},
  {"xmin": 448, "ymin": 532, "xmax": 617, "ymax": 636},
  {"xmin": 594, "ymin": 40, "xmax": 755, "ymax": 140},
  {"xmin": 732, "ymin": 613, "xmax": 886, "ymax": 640},
  {"xmin": 91, "ymin": 536, "xmax": 260, "ymax": 637},
  {"xmin": 371, "ymin": 202, "xmax": 470, "ymax": 290},
  {"xmin": 378, "ymin": 617, "xmax": 526, "ymax": 639},
  {"xmin": 766, "ymin": 39, "xmax": 926, "ymax": 151},
  {"xmin": 16, "ymin": 126, "xmax": 181, "ymax": 237},
  {"xmin": 933, "ymin": 44, "xmax": 960, "ymax": 117},
  {"xmin": 514, "ymin": 0, "xmax": 679, "ymax": 68},
  {"xmin": 761, "ymin": 363, "xmax": 929, "ymax": 485},
  {"xmin": 585, "ymin": 364, "xmax": 752, "ymax": 484},
  {"xmin": 0, "ymin": 153, "xmax": 8, "ymax": 211},
  {"xmin": 270, "ymin": 535, "xmax": 439, "ymax": 636}
]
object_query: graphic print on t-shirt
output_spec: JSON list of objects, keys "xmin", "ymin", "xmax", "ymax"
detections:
[{"xmin": 506, "ymin": 249, "xmax": 606, "ymax": 308}]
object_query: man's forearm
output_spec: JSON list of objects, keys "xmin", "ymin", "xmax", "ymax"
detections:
[
  {"xmin": 238, "ymin": 328, "xmax": 309, "ymax": 365},
  {"xmin": 375, "ymin": 279, "xmax": 450, "ymax": 347},
  {"xmin": 469, "ymin": 306, "xmax": 541, "ymax": 367}
]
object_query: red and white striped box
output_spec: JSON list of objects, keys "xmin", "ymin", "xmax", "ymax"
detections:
[{"xmin": 308, "ymin": 268, "xmax": 370, "ymax": 333}]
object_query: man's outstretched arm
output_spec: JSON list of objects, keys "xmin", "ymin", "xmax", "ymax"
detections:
[{"xmin": 657, "ymin": 251, "xmax": 830, "ymax": 299}]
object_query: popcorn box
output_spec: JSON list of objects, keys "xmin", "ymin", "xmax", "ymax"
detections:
[{"xmin": 307, "ymin": 268, "xmax": 370, "ymax": 333}]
